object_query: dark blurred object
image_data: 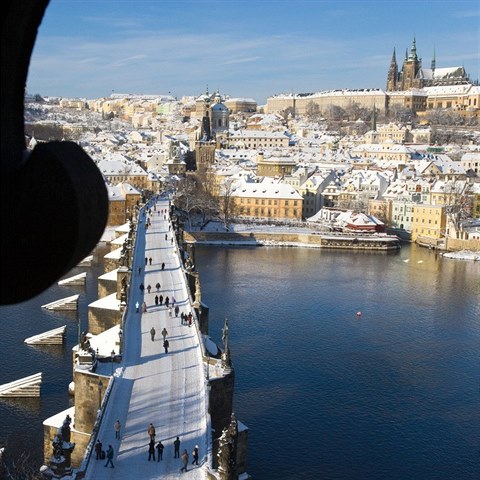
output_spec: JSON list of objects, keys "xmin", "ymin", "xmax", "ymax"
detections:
[{"xmin": 1, "ymin": 0, "xmax": 108, "ymax": 305}]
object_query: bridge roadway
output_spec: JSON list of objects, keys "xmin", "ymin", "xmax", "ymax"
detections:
[{"xmin": 85, "ymin": 198, "xmax": 208, "ymax": 479}]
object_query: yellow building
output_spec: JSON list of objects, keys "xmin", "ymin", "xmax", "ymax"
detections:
[
  {"xmin": 256, "ymin": 152, "xmax": 296, "ymax": 177},
  {"xmin": 232, "ymin": 182, "xmax": 303, "ymax": 220},
  {"xmin": 411, "ymin": 204, "xmax": 446, "ymax": 244}
]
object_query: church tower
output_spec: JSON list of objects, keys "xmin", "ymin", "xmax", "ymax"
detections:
[
  {"xmin": 386, "ymin": 48, "xmax": 399, "ymax": 91},
  {"xmin": 401, "ymin": 37, "xmax": 422, "ymax": 90}
]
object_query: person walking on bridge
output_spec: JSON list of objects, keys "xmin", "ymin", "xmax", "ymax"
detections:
[
  {"xmin": 180, "ymin": 449, "xmax": 189, "ymax": 472},
  {"xmin": 161, "ymin": 327, "xmax": 168, "ymax": 341},
  {"xmin": 192, "ymin": 445, "xmax": 199, "ymax": 465},
  {"xmin": 114, "ymin": 420, "xmax": 121, "ymax": 439},
  {"xmin": 148, "ymin": 439, "xmax": 156, "ymax": 461},
  {"xmin": 156, "ymin": 282, "xmax": 160, "ymax": 291},
  {"xmin": 156, "ymin": 440, "xmax": 164, "ymax": 461},
  {"xmin": 147, "ymin": 423, "xmax": 156, "ymax": 441},
  {"xmin": 174, "ymin": 437, "xmax": 181, "ymax": 458},
  {"xmin": 165, "ymin": 296, "xmax": 170, "ymax": 308},
  {"xmin": 150, "ymin": 327, "xmax": 156, "ymax": 341},
  {"xmin": 163, "ymin": 338, "xmax": 169, "ymax": 354},
  {"xmin": 161, "ymin": 262, "xmax": 165, "ymax": 271},
  {"xmin": 104, "ymin": 445, "xmax": 114, "ymax": 468},
  {"xmin": 142, "ymin": 301, "xmax": 148, "ymax": 313}
]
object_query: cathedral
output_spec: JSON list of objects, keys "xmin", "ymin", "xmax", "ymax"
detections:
[{"xmin": 386, "ymin": 38, "xmax": 470, "ymax": 91}]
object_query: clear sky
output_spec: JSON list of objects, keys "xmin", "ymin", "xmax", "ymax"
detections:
[{"xmin": 27, "ymin": 0, "xmax": 480, "ymax": 105}]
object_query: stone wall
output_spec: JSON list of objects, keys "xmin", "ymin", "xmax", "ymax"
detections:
[
  {"xmin": 98, "ymin": 278, "xmax": 116, "ymax": 299},
  {"xmin": 446, "ymin": 237, "xmax": 480, "ymax": 251},
  {"xmin": 88, "ymin": 306, "xmax": 121, "ymax": 335},
  {"xmin": 73, "ymin": 371, "xmax": 108, "ymax": 434},
  {"xmin": 209, "ymin": 371, "xmax": 235, "ymax": 469}
]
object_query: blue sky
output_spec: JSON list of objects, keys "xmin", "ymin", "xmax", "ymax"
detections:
[{"xmin": 27, "ymin": 0, "xmax": 480, "ymax": 104}]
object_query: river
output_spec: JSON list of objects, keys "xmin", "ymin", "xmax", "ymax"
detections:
[{"xmin": 0, "ymin": 242, "xmax": 479, "ymax": 479}]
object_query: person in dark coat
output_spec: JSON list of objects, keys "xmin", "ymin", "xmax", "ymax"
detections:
[
  {"xmin": 148, "ymin": 439, "xmax": 156, "ymax": 461},
  {"xmin": 165, "ymin": 296, "xmax": 169, "ymax": 308},
  {"xmin": 147, "ymin": 284, "xmax": 151, "ymax": 293},
  {"xmin": 192, "ymin": 445, "xmax": 199, "ymax": 465},
  {"xmin": 150, "ymin": 327, "xmax": 156, "ymax": 341},
  {"xmin": 95, "ymin": 439, "xmax": 102, "ymax": 460},
  {"xmin": 145, "ymin": 257, "xmax": 148, "ymax": 265},
  {"xmin": 156, "ymin": 282, "xmax": 160, "ymax": 291},
  {"xmin": 104, "ymin": 445, "xmax": 114, "ymax": 468},
  {"xmin": 140, "ymin": 283, "xmax": 144, "ymax": 292},
  {"xmin": 156, "ymin": 440, "xmax": 164, "ymax": 461},
  {"xmin": 161, "ymin": 262, "xmax": 165, "ymax": 271},
  {"xmin": 155, "ymin": 295, "xmax": 159, "ymax": 306},
  {"xmin": 163, "ymin": 339, "xmax": 169, "ymax": 353},
  {"xmin": 174, "ymin": 305, "xmax": 179, "ymax": 317},
  {"xmin": 173, "ymin": 437, "xmax": 180, "ymax": 458},
  {"xmin": 159, "ymin": 295, "xmax": 163, "ymax": 305},
  {"xmin": 149, "ymin": 257, "xmax": 152, "ymax": 265}
]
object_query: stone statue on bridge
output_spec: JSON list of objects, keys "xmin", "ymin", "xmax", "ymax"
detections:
[
  {"xmin": 217, "ymin": 412, "xmax": 238, "ymax": 480},
  {"xmin": 221, "ymin": 318, "xmax": 232, "ymax": 371}
]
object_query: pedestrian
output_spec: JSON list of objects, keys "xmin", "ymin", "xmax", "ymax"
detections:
[
  {"xmin": 180, "ymin": 449, "xmax": 189, "ymax": 472},
  {"xmin": 148, "ymin": 439, "xmax": 156, "ymax": 461},
  {"xmin": 163, "ymin": 338, "xmax": 169, "ymax": 354},
  {"xmin": 140, "ymin": 283, "xmax": 144, "ymax": 292},
  {"xmin": 175, "ymin": 305, "xmax": 179, "ymax": 317},
  {"xmin": 156, "ymin": 282, "xmax": 160, "ymax": 291},
  {"xmin": 192, "ymin": 445, "xmax": 199, "ymax": 465},
  {"xmin": 156, "ymin": 440, "xmax": 164, "ymax": 461},
  {"xmin": 161, "ymin": 262, "xmax": 165, "ymax": 271},
  {"xmin": 159, "ymin": 295, "xmax": 163, "ymax": 305},
  {"xmin": 95, "ymin": 439, "xmax": 102, "ymax": 460},
  {"xmin": 114, "ymin": 420, "xmax": 121, "ymax": 439},
  {"xmin": 174, "ymin": 437, "xmax": 180, "ymax": 458},
  {"xmin": 171, "ymin": 237, "xmax": 174, "ymax": 244},
  {"xmin": 155, "ymin": 295, "xmax": 159, "ymax": 306},
  {"xmin": 136, "ymin": 301, "xmax": 139, "ymax": 313},
  {"xmin": 149, "ymin": 257, "xmax": 152, "ymax": 265},
  {"xmin": 145, "ymin": 257, "xmax": 148, "ymax": 266},
  {"xmin": 172, "ymin": 297, "xmax": 176, "ymax": 307},
  {"xmin": 148, "ymin": 423, "xmax": 156, "ymax": 441},
  {"xmin": 165, "ymin": 296, "xmax": 169, "ymax": 308},
  {"xmin": 150, "ymin": 326, "xmax": 156, "ymax": 341},
  {"xmin": 142, "ymin": 301, "xmax": 147, "ymax": 313},
  {"xmin": 161, "ymin": 327, "xmax": 168, "ymax": 341},
  {"xmin": 188, "ymin": 315, "xmax": 192, "ymax": 327},
  {"xmin": 147, "ymin": 284, "xmax": 151, "ymax": 294},
  {"xmin": 165, "ymin": 233, "xmax": 168, "ymax": 240},
  {"xmin": 138, "ymin": 266, "xmax": 142, "ymax": 275},
  {"xmin": 104, "ymin": 445, "xmax": 114, "ymax": 468},
  {"xmin": 169, "ymin": 225, "xmax": 171, "ymax": 231}
]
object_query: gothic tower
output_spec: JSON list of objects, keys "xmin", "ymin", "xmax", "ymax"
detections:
[
  {"xmin": 386, "ymin": 48, "xmax": 399, "ymax": 91},
  {"xmin": 401, "ymin": 37, "xmax": 422, "ymax": 90}
]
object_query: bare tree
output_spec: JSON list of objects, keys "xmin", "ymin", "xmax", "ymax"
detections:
[
  {"xmin": 218, "ymin": 178, "xmax": 239, "ymax": 231},
  {"xmin": 305, "ymin": 101, "xmax": 321, "ymax": 121},
  {"xmin": 441, "ymin": 180, "xmax": 472, "ymax": 232}
]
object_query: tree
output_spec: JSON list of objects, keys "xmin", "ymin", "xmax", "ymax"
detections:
[
  {"xmin": 305, "ymin": 101, "xmax": 321, "ymax": 121},
  {"xmin": 441, "ymin": 180, "xmax": 472, "ymax": 232},
  {"xmin": 218, "ymin": 178, "xmax": 239, "ymax": 231}
]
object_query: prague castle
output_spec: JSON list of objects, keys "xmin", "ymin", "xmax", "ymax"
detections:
[
  {"xmin": 386, "ymin": 37, "xmax": 470, "ymax": 91},
  {"xmin": 267, "ymin": 38, "xmax": 479, "ymax": 117}
]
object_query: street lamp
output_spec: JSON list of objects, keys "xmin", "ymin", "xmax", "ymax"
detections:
[
  {"xmin": 111, "ymin": 350, "xmax": 115, "ymax": 375},
  {"xmin": 97, "ymin": 378, "xmax": 103, "ymax": 410}
]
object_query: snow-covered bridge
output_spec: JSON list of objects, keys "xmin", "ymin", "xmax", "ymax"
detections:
[{"xmin": 84, "ymin": 198, "xmax": 209, "ymax": 479}]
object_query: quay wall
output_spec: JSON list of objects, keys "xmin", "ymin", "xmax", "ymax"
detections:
[{"xmin": 186, "ymin": 231, "xmax": 400, "ymax": 250}]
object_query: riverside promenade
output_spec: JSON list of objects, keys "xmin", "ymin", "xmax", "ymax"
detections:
[{"xmin": 84, "ymin": 198, "xmax": 208, "ymax": 479}]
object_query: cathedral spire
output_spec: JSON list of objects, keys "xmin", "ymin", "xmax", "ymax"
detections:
[{"xmin": 409, "ymin": 37, "xmax": 417, "ymax": 61}]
